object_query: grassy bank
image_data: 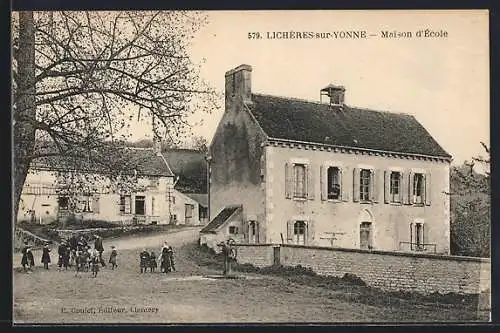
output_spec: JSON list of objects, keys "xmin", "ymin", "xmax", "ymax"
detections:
[{"xmin": 182, "ymin": 241, "xmax": 487, "ymax": 320}]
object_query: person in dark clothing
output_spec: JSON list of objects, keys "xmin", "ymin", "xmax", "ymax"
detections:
[
  {"xmin": 75, "ymin": 251, "xmax": 86, "ymax": 277},
  {"xmin": 108, "ymin": 245, "xmax": 118, "ymax": 270},
  {"xmin": 94, "ymin": 235, "xmax": 106, "ymax": 267},
  {"xmin": 57, "ymin": 241, "xmax": 67, "ymax": 270},
  {"xmin": 21, "ymin": 241, "xmax": 30, "ymax": 272},
  {"xmin": 41, "ymin": 244, "xmax": 51, "ymax": 269},
  {"xmin": 26, "ymin": 247, "xmax": 35, "ymax": 271},
  {"xmin": 149, "ymin": 251, "xmax": 157, "ymax": 273},
  {"xmin": 140, "ymin": 249, "xmax": 150, "ymax": 273},
  {"xmin": 159, "ymin": 244, "xmax": 175, "ymax": 274},
  {"xmin": 63, "ymin": 247, "xmax": 71, "ymax": 269}
]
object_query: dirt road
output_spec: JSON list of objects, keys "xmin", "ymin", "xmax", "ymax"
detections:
[{"xmin": 13, "ymin": 227, "xmax": 483, "ymax": 323}]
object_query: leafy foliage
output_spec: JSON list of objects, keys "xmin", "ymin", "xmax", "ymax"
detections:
[
  {"xmin": 12, "ymin": 11, "xmax": 216, "ymax": 219},
  {"xmin": 449, "ymin": 143, "xmax": 490, "ymax": 257}
]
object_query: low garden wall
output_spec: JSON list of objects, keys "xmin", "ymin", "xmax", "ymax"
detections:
[{"xmin": 236, "ymin": 243, "xmax": 490, "ymax": 295}]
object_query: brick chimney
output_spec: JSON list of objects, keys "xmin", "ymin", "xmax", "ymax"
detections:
[{"xmin": 225, "ymin": 64, "xmax": 252, "ymax": 109}]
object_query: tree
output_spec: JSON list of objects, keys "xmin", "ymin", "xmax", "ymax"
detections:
[
  {"xmin": 190, "ymin": 135, "xmax": 208, "ymax": 152},
  {"xmin": 12, "ymin": 11, "xmax": 216, "ymax": 220},
  {"xmin": 449, "ymin": 142, "xmax": 490, "ymax": 257}
]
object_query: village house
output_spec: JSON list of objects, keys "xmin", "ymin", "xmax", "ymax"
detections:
[
  {"xmin": 200, "ymin": 64, "xmax": 452, "ymax": 254},
  {"xmin": 18, "ymin": 140, "xmax": 208, "ymax": 226}
]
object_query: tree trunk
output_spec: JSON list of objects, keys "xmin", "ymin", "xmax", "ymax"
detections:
[{"xmin": 13, "ymin": 11, "xmax": 36, "ymax": 222}]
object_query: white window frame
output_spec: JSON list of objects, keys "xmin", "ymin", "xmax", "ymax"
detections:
[
  {"xmin": 389, "ymin": 171, "xmax": 402, "ymax": 203},
  {"xmin": 412, "ymin": 173, "xmax": 425, "ymax": 205},
  {"xmin": 293, "ymin": 220, "xmax": 307, "ymax": 245}
]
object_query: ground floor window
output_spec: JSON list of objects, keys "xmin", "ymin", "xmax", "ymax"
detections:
[
  {"xmin": 135, "ymin": 196, "xmax": 145, "ymax": 215},
  {"xmin": 360, "ymin": 222, "xmax": 372, "ymax": 250},
  {"xmin": 229, "ymin": 226, "xmax": 239, "ymax": 235},
  {"xmin": 293, "ymin": 221, "xmax": 307, "ymax": 245},
  {"xmin": 120, "ymin": 195, "xmax": 132, "ymax": 214},
  {"xmin": 185, "ymin": 204, "xmax": 194, "ymax": 218},
  {"xmin": 249, "ymin": 221, "xmax": 258, "ymax": 244},
  {"xmin": 58, "ymin": 196, "xmax": 69, "ymax": 210},
  {"xmin": 413, "ymin": 222, "xmax": 425, "ymax": 251}
]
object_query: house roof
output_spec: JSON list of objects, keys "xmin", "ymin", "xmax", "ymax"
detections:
[
  {"xmin": 200, "ymin": 205, "xmax": 241, "ymax": 234},
  {"xmin": 164, "ymin": 148, "xmax": 207, "ymax": 193},
  {"xmin": 32, "ymin": 147, "xmax": 174, "ymax": 177},
  {"xmin": 247, "ymin": 94, "xmax": 451, "ymax": 158},
  {"xmin": 184, "ymin": 193, "xmax": 208, "ymax": 207}
]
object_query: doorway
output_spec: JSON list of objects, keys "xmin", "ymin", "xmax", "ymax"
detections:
[{"xmin": 359, "ymin": 222, "xmax": 372, "ymax": 250}]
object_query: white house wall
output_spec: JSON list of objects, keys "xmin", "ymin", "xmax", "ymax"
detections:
[{"xmin": 265, "ymin": 145, "xmax": 451, "ymax": 254}]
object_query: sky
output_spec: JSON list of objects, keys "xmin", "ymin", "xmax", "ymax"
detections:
[{"xmin": 130, "ymin": 10, "xmax": 489, "ymax": 168}]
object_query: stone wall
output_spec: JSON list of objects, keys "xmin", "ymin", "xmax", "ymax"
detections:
[{"xmin": 236, "ymin": 243, "xmax": 490, "ymax": 295}]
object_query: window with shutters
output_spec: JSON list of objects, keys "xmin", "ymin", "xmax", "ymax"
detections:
[
  {"xmin": 120, "ymin": 195, "xmax": 132, "ymax": 214},
  {"xmin": 293, "ymin": 164, "xmax": 307, "ymax": 198},
  {"xmin": 413, "ymin": 173, "xmax": 425, "ymax": 205},
  {"xmin": 390, "ymin": 172, "xmax": 401, "ymax": 203},
  {"xmin": 359, "ymin": 169, "xmax": 371, "ymax": 202},
  {"xmin": 327, "ymin": 167, "xmax": 341, "ymax": 200},
  {"xmin": 293, "ymin": 221, "xmax": 307, "ymax": 245}
]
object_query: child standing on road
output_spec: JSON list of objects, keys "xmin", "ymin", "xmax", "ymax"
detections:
[
  {"xmin": 149, "ymin": 251, "xmax": 157, "ymax": 273},
  {"xmin": 41, "ymin": 244, "xmax": 51, "ymax": 269},
  {"xmin": 91, "ymin": 250, "xmax": 100, "ymax": 278},
  {"xmin": 140, "ymin": 249, "xmax": 150, "ymax": 274},
  {"xmin": 109, "ymin": 245, "xmax": 118, "ymax": 270}
]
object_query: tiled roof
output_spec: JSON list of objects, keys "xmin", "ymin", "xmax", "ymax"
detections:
[
  {"xmin": 248, "ymin": 94, "xmax": 451, "ymax": 158},
  {"xmin": 200, "ymin": 205, "xmax": 241, "ymax": 234},
  {"xmin": 184, "ymin": 193, "xmax": 208, "ymax": 207},
  {"xmin": 32, "ymin": 147, "xmax": 174, "ymax": 177},
  {"xmin": 164, "ymin": 148, "xmax": 207, "ymax": 193}
]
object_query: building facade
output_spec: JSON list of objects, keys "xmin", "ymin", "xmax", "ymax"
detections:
[
  {"xmin": 17, "ymin": 145, "xmax": 203, "ymax": 226},
  {"xmin": 202, "ymin": 64, "xmax": 452, "ymax": 254}
]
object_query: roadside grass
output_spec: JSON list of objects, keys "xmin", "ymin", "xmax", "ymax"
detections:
[{"xmin": 182, "ymin": 241, "xmax": 487, "ymax": 321}]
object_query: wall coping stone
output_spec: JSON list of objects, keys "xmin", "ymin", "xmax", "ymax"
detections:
[{"xmin": 236, "ymin": 243, "xmax": 490, "ymax": 264}]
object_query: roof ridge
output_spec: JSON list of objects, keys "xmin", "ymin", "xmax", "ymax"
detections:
[{"xmin": 252, "ymin": 93, "xmax": 411, "ymax": 116}]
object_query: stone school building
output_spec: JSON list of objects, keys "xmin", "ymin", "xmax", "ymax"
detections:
[{"xmin": 201, "ymin": 64, "xmax": 452, "ymax": 255}]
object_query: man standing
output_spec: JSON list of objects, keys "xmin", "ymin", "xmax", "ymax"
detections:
[{"xmin": 94, "ymin": 235, "xmax": 105, "ymax": 267}]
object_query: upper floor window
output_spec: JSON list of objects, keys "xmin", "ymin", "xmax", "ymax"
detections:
[
  {"xmin": 360, "ymin": 169, "xmax": 371, "ymax": 202},
  {"xmin": 390, "ymin": 172, "xmax": 401, "ymax": 203},
  {"xmin": 327, "ymin": 167, "xmax": 341, "ymax": 200},
  {"xmin": 413, "ymin": 173, "xmax": 425, "ymax": 204},
  {"xmin": 293, "ymin": 163, "xmax": 307, "ymax": 198}
]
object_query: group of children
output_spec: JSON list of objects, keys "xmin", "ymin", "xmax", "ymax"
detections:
[
  {"xmin": 21, "ymin": 238, "xmax": 177, "ymax": 277},
  {"xmin": 20, "ymin": 236, "xmax": 118, "ymax": 278},
  {"xmin": 139, "ymin": 242, "xmax": 176, "ymax": 274}
]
